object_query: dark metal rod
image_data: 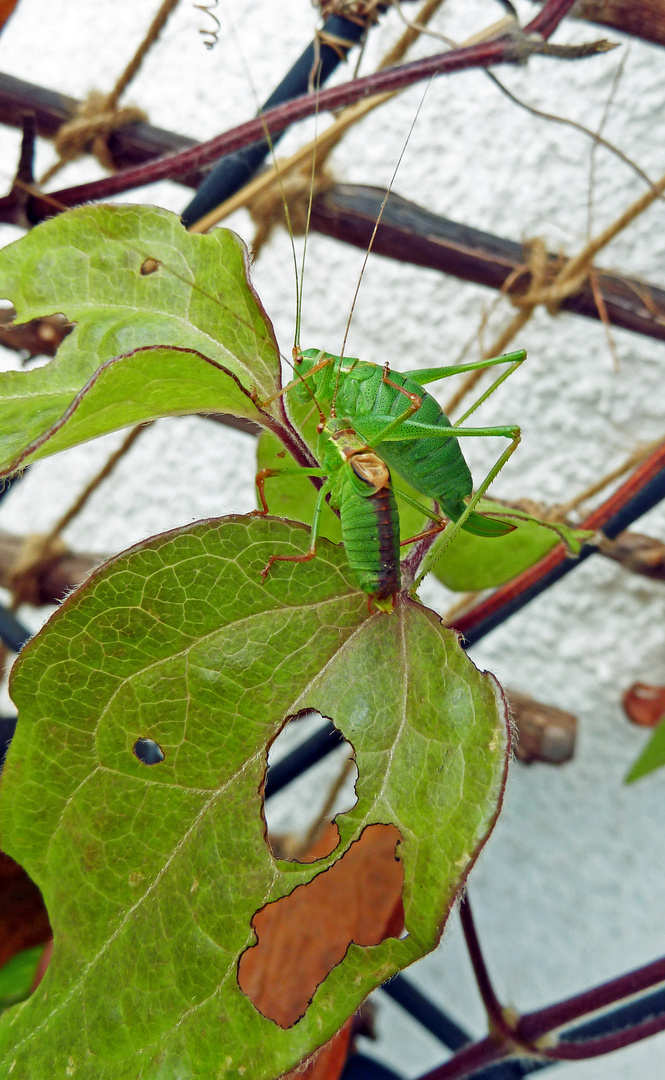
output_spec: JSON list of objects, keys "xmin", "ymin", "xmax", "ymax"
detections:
[
  {"xmin": 0, "ymin": 604, "xmax": 31, "ymax": 653},
  {"xmin": 181, "ymin": 13, "xmax": 372, "ymax": 228},
  {"xmin": 264, "ymin": 722, "xmax": 345, "ymax": 800}
]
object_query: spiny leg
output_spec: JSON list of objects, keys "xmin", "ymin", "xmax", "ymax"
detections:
[
  {"xmin": 254, "ymin": 350, "xmax": 332, "ymax": 411},
  {"xmin": 358, "ymin": 414, "xmax": 520, "ymax": 444},
  {"xmin": 357, "ymin": 352, "xmax": 525, "ymax": 448},
  {"xmin": 405, "ymin": 349, "xmax": 526, "ymax": 388},
  {"xmin": 255, "ymin": 465, "xmax": 328, "ymax": 515},
  {"xmin": 258, "ymin": 472, "xmax": 332, "ymax": 582},
  {"xmin": 406, "ymin": 349, "xmax": 526, "ymax": 427},
  {"xmin": 390, "ymin": 483, "xmax": 448, "ymax": 546},
  {"xmin": 454, "ymin": 353, "xmax": 525, "ymax": 426},
  {"xmin": 413, "ymin": 430, "xmax": 522, "ymax": 589},
  {"xmin": 364, "ymin": 414, "xmax": 521, "ymax": 527}
]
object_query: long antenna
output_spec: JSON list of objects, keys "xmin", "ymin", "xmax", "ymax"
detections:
[
  {"xmin": 332, "ymin": 77, "xmax": 432, "ymax": 411},
  {"xmin": 293, "ymin": 61, "xmax": 323, "ymax": 360},
  {"xmin": 215, "ymin": 3, "xmax": 303, "ymax": 363}
]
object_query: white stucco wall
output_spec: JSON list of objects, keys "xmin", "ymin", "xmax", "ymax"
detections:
[{"xmin": 0, "ymin": 1, "xmax": 664, "ymax": 1076}]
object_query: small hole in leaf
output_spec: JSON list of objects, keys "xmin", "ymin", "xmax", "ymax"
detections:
[
  {"xmin": 263, "ymin": 712, "xmax": 357, "ymax": 862},
  {"xmin": 238, "ymin": 823, "xmax": 404, "ymax": 1028},
  {"xmin": 140, "ymin": 257, "xmax": 160, "ymax": 275},
  {"xmin": 133, "ymin": 738, "xmax": 165, "ymax": 765}
]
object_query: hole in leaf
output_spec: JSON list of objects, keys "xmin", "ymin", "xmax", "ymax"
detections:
[
  {"xmin": 0, "ymin": 716, "xmax": 16, "ymax": 771},
  {"xmin": 140, "ymin": 257, "xmax": 160, "ymax": 275},
  {"xmin": 263, "ymin": 712, "xmax": 358, "ymax": 862},
  {"xmin": 0, "ymin": 850, "xmax": 52, "ymax": 1007},
  {"xmin": 238, "ymin": 823, "xmax": 404, "ymax": 1028},
  {"xmin": 133, "ymin": 737, "xmax": 165, "ymax": 765}
]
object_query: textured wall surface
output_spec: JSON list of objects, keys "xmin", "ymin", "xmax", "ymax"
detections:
[{"xmin": 0, "ymin": 1, "xmax": 664, "ymax": 1076}]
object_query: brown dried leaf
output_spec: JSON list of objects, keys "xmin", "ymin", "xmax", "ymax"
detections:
[
  {"xmin": 239, "ymin": 823, "xmax": 404, "ymax": 1030},
  {"xmin": 282, "ymin": 1018, "xmax": 354, "ymax": 1080}
]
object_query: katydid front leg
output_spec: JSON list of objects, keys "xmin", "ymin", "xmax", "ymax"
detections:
[{"xmin": 255, "ymin": 466, "xmax": 331, "ymax": 581}]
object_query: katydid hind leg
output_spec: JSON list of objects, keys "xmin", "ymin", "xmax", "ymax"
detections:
[
  {"xmin": 405, "ymin": 349, "xmax": 526, "ymax": 386},
  {"xmin": 357, "ymin": 415, "xmax": 520, "ymax": 443},
  {"xmin": 414, "ymin": 432, "xmax": 522, "ymax": 587},
  {"xmin": 357, "ymin": 412, "xmax": 521, "ymax": 536},
  {"xmin": 444, "ymin": 431, "xmax": 522, "ymax": 540}
]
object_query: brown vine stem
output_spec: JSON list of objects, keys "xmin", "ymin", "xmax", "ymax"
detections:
[
  {"xmin": 416, "ymin": 1035, "xmax": 506, "ymax": 1080},
  {"xmin": 30, "ymin": 0, "xmax": 586, "ymax": 220},
  {"xmin": 188, "ymin": 0, "xmax": 453, "ymax": 236},
  {"xmin": 518, "ymin": 954, "xmax": 665, "ymax": 1043},
  {"xmin": 458, "ymin": 895, "xmax": 515, "ymax": 1043},
  {"xmin": 531, "ymin": 0, "xmax": 665, "ymax": 48},
  {"xmin": 415, "ymin": 953, "xmax": 665, "ymax": 1078}
]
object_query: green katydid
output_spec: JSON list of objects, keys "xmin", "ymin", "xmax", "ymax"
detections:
[
  {"xmin": 291, "ymin": 345, "xmax": 524, "ymax": 537},
  {"xmin": 249, "ymin": 48, "xmax": 525, "ymax": 605},
  {"xmin": 255, "ymin": 346, "xmax": 525, "ymax": 606}
]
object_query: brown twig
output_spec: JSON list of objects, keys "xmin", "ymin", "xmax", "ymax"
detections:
[
  {"xmin": 0, "ymin": 529, "xmax": 102, "ymax": 606},
  {"xmin": 459, "ymin": 896, "xmax": 516, "ymax": 1043},
  {"xmin": 191, "ymin": 1, "xmax": 502, "ymax": 237},
  {"xmin": 24, "ymin": 0, "xmax": 591, "ymax": 220},
  {"xmin": 518, "ymin": 956, "xmax": 665, "ymax": 1044},
  {"xmin": 530, "ymin": 0, "xmax": 665, "ymax": 48},
  {"xmin": 0, "ymin": 72, "xmax": 203, "ymax": 185},
  {"xmin": 39, "ymin": 0, "xmax": 181, "ymax": 184},
  {"xmin": 308, "ymin": 185, "xmax": 665, "ymax": 343},
  {"xmin": 416, "ymin": 952, "xmax": 665, "ymax": 1078}
]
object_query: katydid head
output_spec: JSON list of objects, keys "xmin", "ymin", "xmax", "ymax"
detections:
[{"xmin": 290, "ymin": 348, "xmax": 336, "ymax": 409}]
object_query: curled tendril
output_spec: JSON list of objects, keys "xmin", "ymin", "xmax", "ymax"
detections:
[{"xmin": 194, "ymin": 0, "xmax": 220, "ymax": 49}]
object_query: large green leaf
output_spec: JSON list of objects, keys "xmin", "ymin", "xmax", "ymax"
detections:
[
  {"xmin": 0, "ymin": 515, "xmax": 509, "ymax": 1079},
  {"xmin": 0, "ymin": 205, "xmax": 283, "ymax": 473}
]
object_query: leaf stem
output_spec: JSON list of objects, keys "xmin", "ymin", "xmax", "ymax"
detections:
[
  {"xmin": 459, "ymin": 896, "xmax": 513, "ymax": 1042},
  {"xmin": 518, "ymin": 955, "xmax": 665, "ymax": 1043}
]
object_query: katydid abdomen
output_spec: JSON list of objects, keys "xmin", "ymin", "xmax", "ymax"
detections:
[
  {"xmin": 331, "ymin": 446, "xmax": 401, "ymax": 606},
  {"xmin": 258, "ymin": 418, "xmax": 401, "ymax": 612}
]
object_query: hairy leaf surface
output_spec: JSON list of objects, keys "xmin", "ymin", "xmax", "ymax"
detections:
[
  {"xmin": 0, "ymin": 205, "xmax": 282, "ymax": 473},
  {"xmin": 0, "ymin": 516, "xmax": 509, "ymax": 1079}
]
